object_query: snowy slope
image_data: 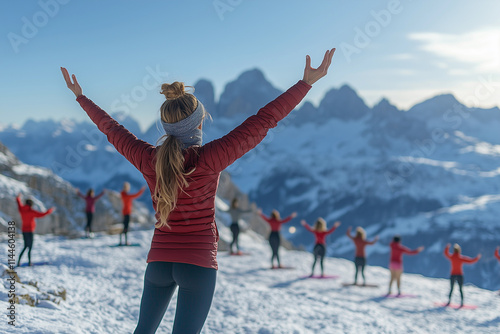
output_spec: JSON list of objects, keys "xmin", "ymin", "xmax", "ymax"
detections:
[{"xmin": 1, "ymin": 228, "xmax": 499, "ymax": 333}]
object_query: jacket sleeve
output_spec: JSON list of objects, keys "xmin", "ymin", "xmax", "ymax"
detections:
[
  {"xmin": 199, "ymin": 80, "xmax": 311, "ymax": 172},
  {"xmin": 95, "ymin": 192, "xmax": 105, "ymax": 200},
  {"xmin": 76, "ymin": 191, "xmax": 85, "ymax": 199},
  {"xmin": 462, "ymin": 255, "xmax": 480, "ymax": 264},
  {"xmin": 259, "ymin": 213, "xmax": 272, "ymax": 225},
  {"xmin": 33, "ymin": 208, "xmax": 53, "ymax": 218},
  {"xmin": 280, "ymin": 215, "xmax": 294, "ymax": 225},
  {"xmin": 443, "ymin": 245, "xmax": 451, "ymax": 260},
  {"xmin": 303, "ymin": 224, "xmax": 314, "ymax": 233},
  {"xmin": 401, "ymin": 244, "xmax": 419, "ymax": 255},
  {"xmin": 16, "ymin": 196, "xmax": 22, "ymax": 210},
  {"xmin": 495, "ymin": 249, "xmax": 500, "ymax": 261},
  {"xmin": 131, "ymin": 187, "xmax": 146, "ymax": 199},
  {"xmin": 76, "ymin": 96, "xmax": 155, "ymax": 175},
  {"xmin": 326, "ymin": 226, "xmax": 337, "ymax": 235}
]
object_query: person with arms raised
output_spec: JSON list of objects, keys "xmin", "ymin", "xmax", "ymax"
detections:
[
  {"xmin": 76, "ymin": 188, "xmax": 105, "ymax": 238},
  {"xmin": 120, "ymin": 182, "xmax": 146, "ymax": 245},
  {"xmin": 259, "ymin": 209, "xmax": 297, "ymax": 269},
  {"xmin": 301, "ymin": 218, "xmax": 340, "ymax": 277},
  {"xmin": 444, "ymin": 243, "xmax": 481, "ymax": 307},
  {"xmin": 387, "ymin": 235, "xmax": 424, "ymax": 296},
  {"xmin": 61, "ymin": 47, "xmax": 335, "ymax": 334},
  {"xmin": 16, "ymin": 193, "xmax": 55, "ymax": 267},
  {"xmin": 346, "ymin": 226, "xmax": 378, "ymax": 285}
]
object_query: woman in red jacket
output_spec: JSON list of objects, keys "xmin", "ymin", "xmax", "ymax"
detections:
[
  {"xmin": 444, "ymin": 243, "xmax": 481, "ymax": 306},
  {"xmin": 301, "ymin": 218, "xmax": 340, "ymax": 277},
  {"xmin": 387, "ymin": 235, "xmax": 424, "ymax": 296},
  {"xmin": 259, "ymin": 209, "xmax": 297, "ymax": 268},
  {"xmin": 76, "ymin": 188, "xmax": 105, "ymax": 238},
  {"xmin": 61, "ymin": 47, "xmax": 335, "ymax": 334},
  {"xmin": 16, "ymin": 194, "xmax": 54, "ymax": 266},
  {"xmin": 346, "ymin": 226, "xmax": 378, "ymax": 285},
  {"xmin": 120, "ymin": 182, "xmax": 146, "ymax": 245}
]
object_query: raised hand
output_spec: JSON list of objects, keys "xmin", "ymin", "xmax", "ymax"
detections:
[
  {"xmin": 61, "ymin": 67, "xmax": 82, "ymax": 97},
  {"xmin": 303, "ymin": 48, "xmax": 335, "ymax": 86},
  {"xmin": 334, "ymin": 221, "xmax": 341, "ymax": 228},
  {"xmin": 417, "ymin": 246, "xmax": 425, "ymax": 252},
  {"xmin": 300, "ymin": 220, "xmax": 306, "ymax": 226},
  {"xmin": 291, "ymin": 212, "xmax": 297, "ymax": 218}
]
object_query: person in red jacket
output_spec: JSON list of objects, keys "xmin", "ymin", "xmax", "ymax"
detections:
[
  {"xmin": 259, "ymin": 209, "xmax": 297, "ymax": 268},
  {"xmin": 61, "ymin": 47, "xmax": 335, "ymax": 334},
  {"xmin": 444, "ymin": 243, "xmax": 481, "ymax": 306},
  {"xmin": 119, "ymin": 182, "xmax": 146, "ymax": 245},
  {"xmin": 346, "ymin": 226, "xmax": 378, "ymax": 285},
  {"xmin": 495, "ymin": 247, "xmax": 500, "ymax": 262},
  {"xmin": 301, "ymin": 218, "xmax": 340, "ymax": 277},
  {"xmin": 387, "ymin": 235, "xmax": 424, "ymax": 296},
  {"xmin": 16, "ymin": 194, "xmax": 54, "ymax": 266},
  {"xmin": 76, "ymin": 188, "xmax": 105, "ymax": 238}
]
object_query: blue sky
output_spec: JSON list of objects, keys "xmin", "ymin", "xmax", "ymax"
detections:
[{"xmin": 1, "ymin": 0, "xmax": 499, "ymax": 131}]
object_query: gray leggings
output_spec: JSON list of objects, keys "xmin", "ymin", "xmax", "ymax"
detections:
[{"xmin": 134, "ymin": 262, "xmax": 217, "ymax": 334}]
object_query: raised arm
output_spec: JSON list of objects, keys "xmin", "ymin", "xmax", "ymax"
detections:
[
  {"xmin": 463, "ymin": 254, "xmax": 481, "ymax": 264},
  {"xmin": 443, "ymin": 244, "xmax": 452, "ymax": 259},
  {"xmin": 16, "ymin": 194, "xmax": 22, "ymax": 209},
  {"xmin": 280, "ymin": 212, "xmax": 297, "ymax": 225},
  {"xmin": 34, "ymin": 207, "xmax": 54, "ymax": 218},
  {"xmin": 366, "ymin": 236, "xmax": 379, "ymax": 245},
  {"xmin": 326, "ymin": 221, "xmax": 341, "ymax": 235},
  {"xmin": 61, "ymin": 68, "xmax": 155, "ymax": 175},
  {"xmin": 345, "ymin": 226, "xmax": 354, "ymax": 240},
  {"xmin": 259, "ymin": 212, "xmax": 272, "ymax": 224},
  {"xmin": 200, "ymin": 49, "xmax": 335, "ymax": 172},
  {"xmin": 130, "ymin": 186, "xmax": 146, "ymax": 199},
  {"xmin": 76, "ymin": 189, "xmax": 85, "ymax": 199},
  {"xmin": 495, "ymin": 247, "xmax": 500, "ymax": 261},
  {"xmin": 301, "ymin": 220, "xmax": 314, "ymax": 233},
  {"xmin": 95, "ymin": 191, "xmax": 105, "ymax": 200}
]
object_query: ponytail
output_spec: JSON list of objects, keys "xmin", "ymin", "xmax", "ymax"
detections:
[{"xmin": 154, "ymin": 81, "xmax": 198, "ymax": 228}]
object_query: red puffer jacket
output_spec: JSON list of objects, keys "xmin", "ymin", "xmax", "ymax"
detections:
[{"xmin": 76, "ymin": 80, "xmax": 311, "ymax": 269}]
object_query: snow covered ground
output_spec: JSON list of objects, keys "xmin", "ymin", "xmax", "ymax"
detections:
[{"xmin": 1, "ymin": 228, "xmax": 499, "ymax": 334}]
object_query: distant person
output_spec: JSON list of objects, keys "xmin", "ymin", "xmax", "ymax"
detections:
[
  {"xmin": 495, "ymin": 247, "xmax": 500, "ymax": 262},
  {"xmin": 444, "ymin": 243, "xmax": 481, "ymax": 306},
  {"xmin": 346, "ymin": 226, "xmax": 378, "ymax": 285},
  {"xmin": 301, "ymin": 219, "xmax": 340, "ymax": 277},
  {"xmin": 16, "ymin": 193, "xmax": 54, "ymax": 266},
  {"xmin": 259, "ymin": 209, "xmax": 297, "ymax": 268},
  {"xmin": 76, "ymin": 188, "xmax": 105, "ymax": 238},
  {"xmin": 387, "ymin": 235, "xmax": 424, "ymax": 296},
  {"xmin": 220, "ymin": 198, "xmax": 252, "ymax": 254},
  {"xmin": 120, "ymin": 182, "xmax": 146, "ymax": 245},
  {"xmin": 62, "ymin": 46, "xmax": 335, "ymax": 333}
]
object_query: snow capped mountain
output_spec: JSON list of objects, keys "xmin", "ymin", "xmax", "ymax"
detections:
[{"xmin": 1, "ymin": 69, "xmax": 500, "ymax": 290}]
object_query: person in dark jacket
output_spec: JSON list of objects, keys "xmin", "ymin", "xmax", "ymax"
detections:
[{"xmin": 61, "ymin": 46, "xmax": 335, "ymax": 334}]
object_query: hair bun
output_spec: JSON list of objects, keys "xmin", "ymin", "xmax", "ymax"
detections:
[{"xmin": 161, "ymin": 82, "xmax": 185, "ymax": 100}]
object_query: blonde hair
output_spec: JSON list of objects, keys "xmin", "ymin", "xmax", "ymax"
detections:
[
  {"xmin": 453, "ymin": 243, "xmax": 461, "ymax": 254},
  {"xmin": 271, "ymin": 210, "xmax": 281, "ymax": 220},
  {"xmin": 355, "ymin": 227, "xmax": 366, "ymax": 240},
  {"xmin": 123, "ymin": 182, "xmax": 130, "ymax": 192},
  {"xmin": 154, "ymin": 82, "xmax": 198, "ymax": 228},
  {"xmin": 314, "ymin": 218, "xmax": 327, "ymax": 232}
]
